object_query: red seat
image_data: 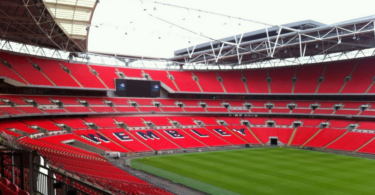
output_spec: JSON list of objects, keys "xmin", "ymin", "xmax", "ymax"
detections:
[
  {"xmin": 0, "ymin": 177, "xmax": 10, "ymax": 186},
  {"xmin": 8, "ymin": 183, "xmax": 19, "ymax": 193}
]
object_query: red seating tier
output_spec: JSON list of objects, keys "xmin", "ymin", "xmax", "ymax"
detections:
[
  {"xmin": 244, "ymin": 117, "xmax": 269, "ymax": 125},
  {"xmin": 0, "ymin": 107, "xmax": 24, "ymax": 115},
  {"xmin": 23, "ymin": 96, "xmax": 53, "ymax": 105},
  {"xmin": 168, "ymin": 71, "xmax": 201, "ymax": 92},
  {"xmin": 167, "ymin": 116, "xmax": 196, "ymax": 126},
  {"xmin": 30, "ymin": 58, "xmax": 80, "ymax": 87},
  {"xmin": 227, "ymin": 125, "xmax": 260, "ymax": 144},
  {"xmin": 192, "ymin": 116, "xmax": 218, "ymax": 125},
  {"xmin": 161, "ymin": 107, "xmax": 184, "ymax": 112},
  {"xmin": 290, "ymin": 127, "xmax": 320, "ymax": 146},
  {"xmin": 318, "ymin": 61, "xmax": 356, "ymax": 93},
  {"xmin": 137, "ymin": 106, "xmax": 162, "ymax": 112},
  {"xmin": 205, "ymin": 126, "xmax": 248, "ymax": 145},
  {"xmin": 304, "ymin": 128, "xmax": 346, "ymax": 147},
  {"xmin": 22, "ymin": 119, "xmax": 61, "ymax": 131},
  {"xmin": 51, "ymin": 118, "xmax": 87, "ymax": 129},
  {"xmin": 0, "ymin": 121, "xmax": 39, "ymax": 134},
  {"xmin": 342, "ymin": 59, "xmax": 375, "ymax": 93},
  {"xmin": 272, "ymin": 118, "xmax": 298, "ymax": 126},
  {"xmin": 143, "ymin": 70, "xmax": 177, "ymax": 91},
  {"xmin": 194, "ymin": 72, "xmax": 224, "ymax": 92},
  {"xmin": 17, "ymin": 107, "xmax": 44, "ymax": 114},
  {"xmin": 90, "ymin": 107, "xmax": 117, "ymax": 113},
  {"xmin": 243, "ymin": 69, "xmax": 268, "ymax": 93},
  {"xmin": 184, "ymin": 107, "xmax": 206, "ymax": 112},
  {"xmin": 73, "ymin": 130, "xmax": 129, "ymax": 153},
  {"xmin": 84, "ymin": 117, "xmax": 117, "ymax": 128},
  {"xmin": 329, "ymin": 120, "xmax": 356, "ymax": 128},
  {"xmin": 206, "ymin": 107, "xmax": 228, "ymax": 112},
  {"xmin": 218, "ymin": 71, "xmax": 247, "ymax": 93},
  {"xmin": 325, "ymin": 132, "xmax": 375, "ymax": 151},
  {"xmin": 114, "ymin": 117, "xmax": 146, "ymax": 127},
  {"xmin": 0, "ymin": 53, "xmax": 52, "ymax": 86},
  {"xmin": 61, "ymin": 62, "xmax": 106, "ymax": 89},
  {"xmin": 117, "ymin": 67, "xmax": 143, "ymax": 78},
  {"xmin": 157, "ymin": 129, "xmax": 207, "ymax": 148},
  {"xmin": 98, "ymin": 128, "xmax": 152, "ymax": 152},
  {"xmin": 269, "ymin": 67, "xmax": 295, "ymax": 93},
  {"xmin": 129, "ymin": 130, "xmax": 181, "ymax": 150},
  {"xmin": 89, "ymin": 65, "xmax": 118, "ymax": 89},
  {"xmin": 357, "ymin": 121, "xmax": 375, "ymax": 130},
  {"xmin": 217, "ymin": 117, "xmax": 242, "ymax": 125},
  {"xmin": 334, "ymin": 109, "xmax": 359, "ymax": 115},
  {"xmin": 183, "ymin": 128, "xmax": 231, "ymax": 147},
  {"xmin": 294, "ymin": 64, "xmax": 324, "ymax": 93},
  {"xmin": 114, "ymin": 106, "xmax": 139, "ymax": 112},
  {"xmin": 142, "ymin": 117, "xmax": 171, "ymax": 126},
  {"xmin": 65, "ymin": 107, "xmax": 92, "ymax": 113}
]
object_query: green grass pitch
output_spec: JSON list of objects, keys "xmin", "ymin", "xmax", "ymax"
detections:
[{"xmin": 131, "ymin": 148, "xmax": 375, "ymax": 195}]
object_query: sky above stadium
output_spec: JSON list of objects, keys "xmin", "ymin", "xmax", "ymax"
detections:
[{"xmin": 88, "ymin": 0, "xmax": 375, "ymax": 58}]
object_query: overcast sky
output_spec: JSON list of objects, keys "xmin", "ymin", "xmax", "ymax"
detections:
[{"xmin": 88, "ymin": 0, "xmax": 375, "ymax": 58}]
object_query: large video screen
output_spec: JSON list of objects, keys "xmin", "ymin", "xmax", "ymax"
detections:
[{"xmin": 115, "ymin": 79, "xmax": 161, "ymax": 97}]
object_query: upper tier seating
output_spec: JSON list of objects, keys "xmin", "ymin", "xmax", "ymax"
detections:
[
  {"xmin": 60, "ymin": 62, "xmax": 106, "ymax": 89},
  {"xmin": 0, "ymin": 107, "xmax": 24, "ymax": 115},
  {"xmin": 183, "ymin": 128, "xmax": 231, "ymax": 147},
  {"xmin": 89, "ymin": 65, "xmax": 118, "ymax": 89},
  {"xmin": 304, "ymin": 128, "xmax": 347, "ymax": 147},
  {"xmin": 341, "ymin": 59, "xmax": 375, "ymax": 93},
  {"xmin": 250, "ymin": 128, "xmax": 294, "ymax": 144},
  {"xmin": 1, "ymin": 52, "xmax": 375, "ymax": 95},
  {"xmin": 269, "ymin": 67, "xmax": 295, "ymax": 93},
  {"xmin": 64, "ymin": 106, "xmax": 92, "ymax": 113},
  {"xmin": 294, "ymin": 64, "xmax": 324, "ymax": 93},
  {"xmin": 78, "ymin": 97, "xmax": 106, "ymax": 105},
  {"xmin": 157, "ymin": 129, "xmax": 207, "ymax": 148},
  {"xmin": 325, "ymin": 132, "xmax": 375, "ymax": 151},
  {"xmin": 218, "ymin": 71, "xmax": 247, "ymax": 93},
  {"xmin": 116, "ymin": 67, "xmax": 143, "ymax": 78},
  {"xmin": 205, "ymin": 126, "xmax": 248, "ymax": 145},
  {"xmin": 168, "ymin": 71, "xmax": 201, "ymax": 92},
  {"xmin": 129, "ymin": 130, "xmax": 181, "ymax": 150},
  {"xmin": 17, "ymin": 107, "xmax": 44, "ymax": 114},
  {"xmin": 194, "ymin": 71, "xmax": 224, "ymax": 92},
  {"xmin": 90, "ymin": 106, "xmax": 117, "ymax": 113},
  {"xmin": 30, "ymin": 57, "xmax": 81, "ymax": 87},
  {"xmin": 0, "ymin": 53, "xmax": 52, "ymax": 86},
  {"xmin": 227, "ymin": 125, "xmax": 260, "ymax": 144},
  {"xmin": 243, "ymin": 69, "xmax": 269, "ymax": 93},
  {"xmin": 318, "ymin": 61, "xmax": 356, "ymax": 93},
  {"xmin": 99, "ymin": 128, "xmax": 153, "ymax": 152},
  {"xmin": 143, "ymin": 70, "xmax": 178, "ymax": 91}
]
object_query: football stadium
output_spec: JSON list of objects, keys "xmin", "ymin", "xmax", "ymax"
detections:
[{"xmin": 0, "ymin": 0, "xmax": 375, "ymax": 194}]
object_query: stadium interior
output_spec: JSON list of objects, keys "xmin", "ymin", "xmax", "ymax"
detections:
[{"xmin": 1, "ymin": 0, "xmax": 375, "ymax": 195}]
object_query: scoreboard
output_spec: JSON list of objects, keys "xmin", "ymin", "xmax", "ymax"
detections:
[{"xmin": 115, "ymin": 79, "xmax": 161, "ymax": 97}]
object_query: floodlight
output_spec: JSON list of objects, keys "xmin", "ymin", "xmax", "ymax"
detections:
[
  {"xmin": 315, "ymin": 43, "xmax": 319, "ymax": 48},
  {"xmin": 284, "ymin": 49, "xmax": 287, "ymax": 53},
  {"xmin": 353, "ymin": 36, "xmax": 356, "ymax": 39}
]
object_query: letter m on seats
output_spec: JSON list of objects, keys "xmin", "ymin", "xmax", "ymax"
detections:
[{"xmin": 136, "ymin": 131, "xmax": 160, "ymax": 140}]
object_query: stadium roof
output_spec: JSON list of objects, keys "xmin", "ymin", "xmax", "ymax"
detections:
[
  {"xmin": 170, "ymin": 15, "xmax": 375, "ymax": 68},
  {"xmin": 0, "ymin": 0, "xmax": 97, "ymax": 53}
]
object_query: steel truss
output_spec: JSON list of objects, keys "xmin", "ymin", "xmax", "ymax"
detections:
[{"xmin": 170, "ymin": 17, "xmax": 375, "ymax": 69}]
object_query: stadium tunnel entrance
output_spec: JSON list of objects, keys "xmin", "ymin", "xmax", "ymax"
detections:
[{"xmin": 270, "ymin": 138, "xmax": 278, "ymax": 146}]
